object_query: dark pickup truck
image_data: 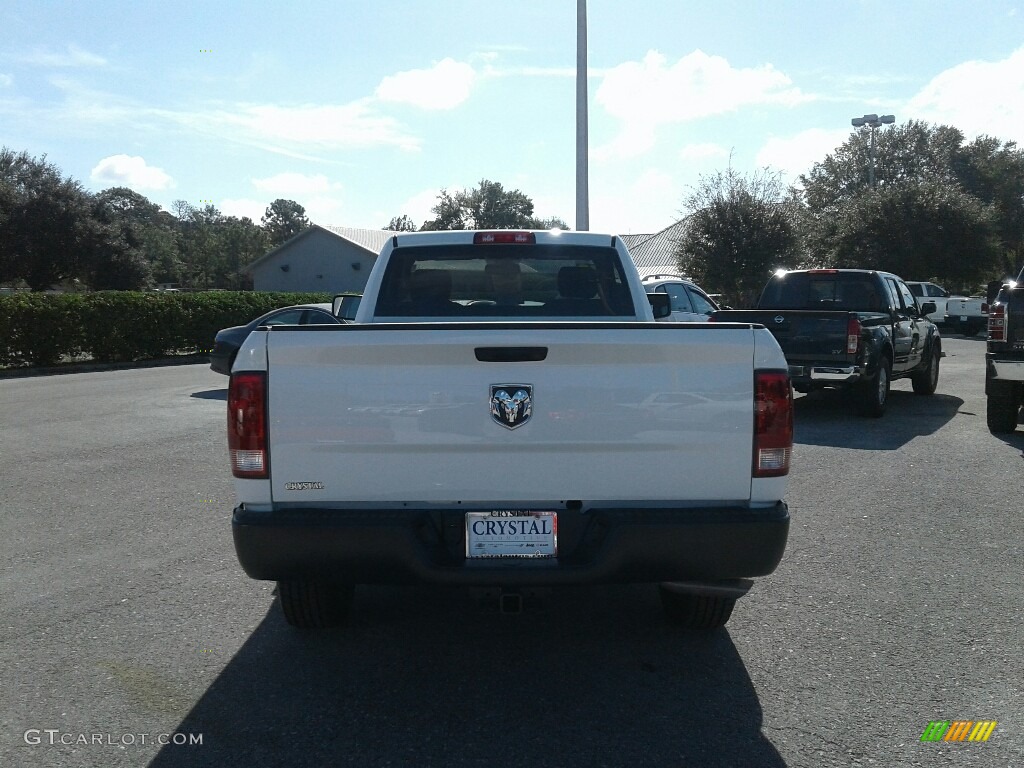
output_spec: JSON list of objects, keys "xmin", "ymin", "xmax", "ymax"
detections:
[
  {"xmin": 985, "ymin": 266, "xmax": 1024, "ymax": 433},
  {"xmin": 711, "ymin": 269, "xmax": 942, "ymax": 416}
]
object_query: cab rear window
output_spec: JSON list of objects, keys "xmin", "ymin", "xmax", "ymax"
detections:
[
  {"xmin": 374, "ymin": 244, "xmax": 635, "ymax": 317},
  {"xmin": 760, "ymin": 274, "xmax": 885, "ymax": 311}
]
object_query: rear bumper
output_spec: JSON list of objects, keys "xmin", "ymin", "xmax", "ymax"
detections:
[
  {"xmin": 232, "ymin": 502, "xmax": 790, "ymax": 586},
  {"xmin": 208, "ymin": 342, "xmax": 234, "ymax": 375},
  {"xmin": 788, "ymin": 363, "xmax": 863, "ymax": 384},
  {"xmin": 987, "ymin": 355, "xmax": 1024, "ymax": 383}
]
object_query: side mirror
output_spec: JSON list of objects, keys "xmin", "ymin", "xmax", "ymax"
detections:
[
  {"xmin": 647, "ymin": 292, "xmax": 671, "ymax": 319},
  {"xmin": 333, "ymin": 294, "xmax": 362, "ymax": 321},
  {"xmin": 920, "ymin": 301, "xmax": 936, "ymax": 316}
]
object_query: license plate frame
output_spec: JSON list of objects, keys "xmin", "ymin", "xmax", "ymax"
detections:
[
  {"xmin": 465, "ymin": 510, "xmax": 557, "ymax": 559},
  {"xmin": 960, "ymin": 315, "xmax": 968, "ymax": 322}
]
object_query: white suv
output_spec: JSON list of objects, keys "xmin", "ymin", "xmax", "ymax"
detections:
[{"xmin": 642, "ymin": 275, "xmax": 722, "ymax": 322}]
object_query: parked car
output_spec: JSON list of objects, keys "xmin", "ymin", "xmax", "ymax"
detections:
[
  {"xmin": 711, "ymin": 269, "xmax": 941, "ymax": 417},
  {"xmin": 985, "ymin": 267, "xmax": 1024, "ymax": 433},
  {"xmin": 944, "ymin": 295, "xmax": 989, "ymax": 336},
  {"xmin": 642, "ymin": 275, "xmax": 722, "ymax": 321},
  {"xmin": 905, "ymin": 281, "xmax": 949, "ymax": 324},
  {"xmin": 227, "ymin": 230, "xmax": 792, "ymax": 630},
  {"xmin": 209, "ymin": 303, "xmax": 339, "ymax": 375}
]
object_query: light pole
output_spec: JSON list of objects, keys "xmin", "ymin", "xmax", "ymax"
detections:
[
  {"xmin": 576, "ymin": 0, "xmax": 589, "ymax": 231},
  {"xmin": 851, "ymin": 113, "xmax": 895, "ymax": 188}
]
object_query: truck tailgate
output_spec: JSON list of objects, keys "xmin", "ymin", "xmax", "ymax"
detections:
[
  {"xmin": 712, "ymin": 310, "xmax": 854, "ymax": 362},
  {"xmin": 262, "ymin": 324, "xmax": 759, "ymax": 504}
]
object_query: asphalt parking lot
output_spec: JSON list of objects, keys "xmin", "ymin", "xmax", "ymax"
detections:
[{"xmin": 1, "ymin": 335, "xmax": 1021, "ymax": 768}]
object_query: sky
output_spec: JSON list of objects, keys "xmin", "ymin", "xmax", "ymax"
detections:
[{"xmin": 2, "ymin": 0, "xmax": 1023, "ymax": 235}]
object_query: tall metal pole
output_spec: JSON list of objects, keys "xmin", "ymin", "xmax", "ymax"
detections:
[
  {"xmin": 869, "ymin": 126, "xmax": 876, "ymax": 189},
  {"xmin": 575, "ymin": 0, "xmax": 589, "ymax": 231}
]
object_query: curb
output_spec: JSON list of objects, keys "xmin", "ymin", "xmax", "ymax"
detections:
[{"xmin": 0, "ymin": 354, "xmax": 212, "ymax": 379}]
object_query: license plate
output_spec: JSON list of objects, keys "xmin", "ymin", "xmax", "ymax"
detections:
[
  {"xmin": 960, "ymin": 315, "xmax": 968, "ymax": 321},
  {"xmin": 466, "ymin": 511, "xmax": 557, "ymax": 558}
]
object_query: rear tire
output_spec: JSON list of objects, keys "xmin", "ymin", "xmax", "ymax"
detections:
[
  {"xmin": 986, "ymin": 383, "xmax": 1022, "ymax": 434},
  {"xmin": 277, "ymin": 581, "xmax": 354, "ymax": 628},
  {"xmin": 911, "ymin": 344, "xmax": 940, "ymax": 395},
  {"xmin": 858, "ymin": 355, "xmax": 891, "ymax": 417},
  {"xmin": 659, "ymin": 585, "xmax": 735, "ymax": 629}
]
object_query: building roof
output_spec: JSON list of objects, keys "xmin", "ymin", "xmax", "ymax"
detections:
[
  {"xmin": 619, "ymin": 219, "xmax": 688, "ymax": 273},
  {"xmin": 318, "ymin": 225, "xmax": 395, "ymax": 254},
  {"xmin": 245, "ymin": 224, "xmax": 396, "ymax": 272}
]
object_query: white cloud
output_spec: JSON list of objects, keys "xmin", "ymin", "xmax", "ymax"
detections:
[
  {"xmin": 591, "ymin": 168, "xmax": 680, "ymax": 234},
  {"xmin": 189, "ymin": 101, "xmax": 421, "ymax": 152},
  {"xmin": 595, "ymin": 50, "xmax": 811, "ymax": 159},
  {"xmin": 907, "ymin": 47, "xmax": 1024, "ymax": 144},
  {"xmin": 90, "ymin": 154, "xmax": 174, "ymax": 191},
  {"xmin": 252, "ymin": 172, "xmax": 342, "ymax": 197},
  {"xmin": 395, "ymin": 187, "xmax": 447, "ymax": 228},
  {"xmin": 240, "ymin": 174, "xmax": 349, "ymax": 225},
  {"xmin": 21, "ymin": 44, "xmax": 107, "ymax": 68},
  {"xmin": 221, "ymin": 198, "xmax": 268, "ymax": 222},
  {"xmin": 0, "ymin": 74, "xmax": 12, "ymax": 87},
  {"xmin": 755, "ymin": 128, "xmax": 850, "ymax": 183},
  {"xmin": 375, "ymin": 58, "xmax": 476, "ymax": 110}
]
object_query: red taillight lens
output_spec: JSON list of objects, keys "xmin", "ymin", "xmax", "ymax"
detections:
[
  {"xmin": 988, "ymin": 304, "xmax": 1005, "ymax": 340},
  {"xmin": 228, "ymin": 372, "xmax": 268, "ymax": 479},
  {"xmin": 754, "ymin": 371, "xmax": 793, "ymax": 477},
  {"xmin": 846, "ymin": 316, "xmax": 861, "ymax": 355},
  {"xmin": 473, "ymin": 231, "xmax": 536, "ymax": 244}
]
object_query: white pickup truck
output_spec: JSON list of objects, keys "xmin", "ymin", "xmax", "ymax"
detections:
[{"xmin": 227, "ymin": 230, "xmax": 793, "ymax": 630}]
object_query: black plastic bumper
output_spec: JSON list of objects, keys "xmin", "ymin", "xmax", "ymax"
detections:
[{"xmin": 232, "ymin": 502, "xmax": 790, "ymax": 586}]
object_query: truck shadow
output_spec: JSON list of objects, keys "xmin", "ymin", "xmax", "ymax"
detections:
[
  {"xmin": 147, "ymin": 585, "xmax": 786, "ymax": 768},
  {"xmin": 793, "ymin": 390, "xmax": 963, "ymax": 450},
  {"xmin": 189, "ymin": 388, "xmax": 227, "ymax": 401}
]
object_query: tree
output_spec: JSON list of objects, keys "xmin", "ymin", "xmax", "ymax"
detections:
[
  {"xmin": 799, "ymin": 121, "xmax": 1009, "ymax": 283},
  {"xmin": 419, "ymin": 179, "xmax": 565, "ymax": 231},
  {"xmin": 676, "ymin": 166, "xmax": 799, "ymax": 303},
  {"xmin": 0, "ymin": 148, "xmax": 100, "ymax": 290},
  {"xmin": 823, "ymin": 175, "xmax": 997, "ymax": 285},
  {"xmin": 385, "ymin": 215, "xmax": 417, "ymax": 232},
  {"xmin": 420, "ymin": 189, "xmax": 466, "ymax": 231},
  {"xmin": 261, "ymin": 198, "xmax": 310, "ymax": 247}
]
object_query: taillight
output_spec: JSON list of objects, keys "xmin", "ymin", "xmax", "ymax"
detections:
[
  {"xmin": 988, "ymin": 304, "xmax": 1005, "ymax": 341},
  {"xmin": 753, "ymin": 371, "xmax": 793, "ymax": 477},
  {"xmin": 473, "ymin": 231, "xmax": 536, "ymax": 244},
  {"xmin": 228, "ymin": 372, "xmax": 268, "ymax": 479},
  {"xmin": 846, "ymin": 316, "xmax": 861, "ymax": 354}
]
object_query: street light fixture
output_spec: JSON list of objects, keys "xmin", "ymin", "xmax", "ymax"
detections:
[{"xmin": 851, "ymin": 113, "xmax": 895, "ymax": 188}]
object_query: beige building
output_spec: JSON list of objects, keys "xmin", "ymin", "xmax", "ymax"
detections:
[{"xmin": 245, "ymin": 225, "xmax": 395, "ymax": 293}]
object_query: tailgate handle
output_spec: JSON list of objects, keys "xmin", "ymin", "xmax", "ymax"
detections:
[{"xmin": 475, "ymin": 346, "xmax": 548, "ymax": 362}]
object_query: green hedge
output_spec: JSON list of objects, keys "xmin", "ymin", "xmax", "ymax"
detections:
[{"xmin": 0, "ymin": 291, "xmax": 332, "ymax": 367}]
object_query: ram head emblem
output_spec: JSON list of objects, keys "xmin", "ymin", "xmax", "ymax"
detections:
[{"xmin": 490, "ymin": 386, "xmax": 533, "ymax": 430}]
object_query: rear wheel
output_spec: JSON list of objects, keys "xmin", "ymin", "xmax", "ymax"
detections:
[
  {"xmin": 277, "ymin": 581, "xmax": 354, "ymax": 628},
  {"xmin": 986, "ymin": 382, "xmax": 1022, "ymax": 434},
  {"xmin": 911, "ymin": 344, "xmax": 940, "ymax": 395},
  {"xmin": 659, "ymin": 585, "xmax": 735, "ymax": 629},
  {"xmin": 858, "ymin": 356, "xmax": 891, "ymax": 417}
]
